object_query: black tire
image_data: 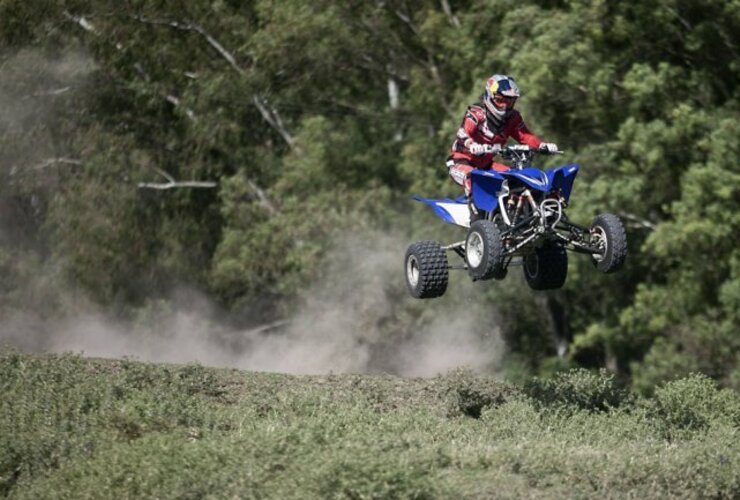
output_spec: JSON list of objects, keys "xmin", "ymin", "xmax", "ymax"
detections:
[
  {"xmin": 465, "ymin": 220, "xmax": 505, "ymax": 281},
  {"xmin": 491, "ymin": 214, "xmax": 509, "ymax": 280},
  {"xmin": 404, "ymin": 241, "xmax": 449, "ymax": 298},
  {"xmin": 523, "ymin": 242, "xmax": 568, "ymax": 290},
  {"xmin": 590, "ymin": 213, "xmax": 627, "ymax": 273}
]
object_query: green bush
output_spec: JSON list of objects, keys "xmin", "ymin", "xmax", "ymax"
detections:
[
  {"xmin": 4, "ymin": 352, "xmax": 740, "ymax": 499},
  {"xmin": 0, "ymin": 351, "xmax": 237, "ymax": 496},
  {"xmin": 523, "ymin": 368, "xmax": 628, "ymax": 413},
  {"xmin": 442, "ymin": 368, "xmax": 519, "ymax": 418},
  {"xmin": 648, "ymin": 373, "xmax": 740, "ymax": 436}
]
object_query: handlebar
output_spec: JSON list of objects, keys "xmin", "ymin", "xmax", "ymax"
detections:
[
  {"xmin": 501, "ymin": 145, "xmax": 564, "ymax": 156},
  {"xmin": 498, "ymin": 145, "xmax": 564, "ymax": 169}
]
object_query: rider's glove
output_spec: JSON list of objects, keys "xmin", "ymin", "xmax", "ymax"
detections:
[
  {"xmin": 539, "ymin": 142, "xmax": 559, "ymax": 153},
  {"xmin": 469, "ymin": 143, "xmax": 501, "ymax": 155}
]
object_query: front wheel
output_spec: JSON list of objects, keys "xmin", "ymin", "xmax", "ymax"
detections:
[
  {"xmin": 590, "ymin": 213, "xmax": 627, "ymax": 273},
  {"xmin": 465, "ymin": 220, "xmax": 505, "ymax": 281},
  {"xmin": 523, "ymin": 242, "xmax": 568, "ymax": 290},
  {"xmin": 404, "ymin": 241, "xmax": 449, "ymax": 298}
]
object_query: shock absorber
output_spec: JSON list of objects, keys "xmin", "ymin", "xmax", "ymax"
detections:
[{"xmin": 510, "ymin": 194, "xmax": 522, "ymax": 225}]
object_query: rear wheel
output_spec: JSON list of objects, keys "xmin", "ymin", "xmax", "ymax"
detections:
[
  {"xmin": 404, "ymin": 241, "xmax": 448, "ymax": 298},
  {"xmin": 590, "ymin": 213, "xmax": 627, "ymax": 273},
  {"xmin": 465, "ymin": 220, "xmax": 505, "ymax": 281},
  {"xmin": 523, "ymin": 242, "xmax": 568, "ymax": 290}
]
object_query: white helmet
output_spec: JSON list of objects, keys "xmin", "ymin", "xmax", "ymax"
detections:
[{"xmin": 483, "ymin": 74, "xmax": 520, "ymax": 120}]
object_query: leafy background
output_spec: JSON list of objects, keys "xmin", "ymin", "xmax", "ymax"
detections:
[{"xmin": 1, "ymin": 0, "xmax": 738, "ymax": 392}]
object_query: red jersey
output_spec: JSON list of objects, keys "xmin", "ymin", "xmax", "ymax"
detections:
[{"xmin": 449, "ymin": 104, "xmax": 542, "ymax": 169}]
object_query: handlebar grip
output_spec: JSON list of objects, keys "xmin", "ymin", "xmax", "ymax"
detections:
[{"xmin": 538, "ymin": 147, "xmax": 564, "ymax": 155}]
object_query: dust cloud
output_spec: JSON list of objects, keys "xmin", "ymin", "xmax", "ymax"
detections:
[
  {"xmin": 231, "ymin": 232, "xmax": 505, "ymax": 376},
  {"xmin": 0, "ymin": 50, "xmax": 505, "ymax": 377},
  {"xmin": 1, "ymin": 231, "xmax": 505, "ymax": 377}
]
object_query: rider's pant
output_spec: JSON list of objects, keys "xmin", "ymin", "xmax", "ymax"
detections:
[{"xmin": 447, "ymin": 159, "xmax": 474, "ymax": 196}]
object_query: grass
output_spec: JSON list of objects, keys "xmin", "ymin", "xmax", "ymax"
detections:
[{"xmin": 2, "ymin": 350, "xmax": 739, "ymax": 499}]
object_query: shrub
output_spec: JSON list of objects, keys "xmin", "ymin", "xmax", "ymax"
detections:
[
  {"xmin": 0, "ymin": 352, "xmax": 113, "ymax": 496},
  {"xmin": 523, "ymin": 368, "xmax": 628, "ymax": 413},
  {"xmin": 5, "ymin": 352, "xmax": 740, "ymax": 499},
  {"xmin": 648, "ymin": 372, "xmax": 740, "ymax": 436},
  {"xmin": 443, "ymin": 368, "xmax": 519, "ymax": 418}
]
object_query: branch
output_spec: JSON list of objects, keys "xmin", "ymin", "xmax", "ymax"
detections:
[
  {"xmin": 356, "ymin": 48, "xmax": 410, "ymax": 82},
  {"xmin": 133, "ymin": 61, "xmax": 197, "ymax": 121},
  {"xmin": 23, "ymin": 87, "xmax": 71, "ymax": 99},
  {"xmin": 32, "ymin": 158, "xmax": 83, "ymax": 170},
  {"xmin": 246, "ymin": 178, "xmax": 277, "ymax": 216},
  {"xmin": 242, "ymin": 319, "xmax": 290, "ymax": 336},
  {"xmin": 132, "ymin": 15, "xmax": 296, "ymax": 148},
  {"xmin": 64, "ymin": 11, "xmax": 97, "ymax": 34},
  {"xmin": 189, "ymin": 24, "xmax": 246, "ymax": 77},
  {"xmin": 131, "ymin": 16, "xmax": 245, "ymax": 76},
  {"xmin": 618, "ymin": 212, "xmax": 657, "ymax": 231},
  {"xmin": 393, "ymin": 8, "xmax": 420, "ymax": 36},
  {"xmin": 165, "ymin": 94, "xmax": 197, "ymax": 122},
  {"xmin": 392, "ymin": 6, "xmax": 454, "ymax": 118},
  {"xmin": 439, "ymin": 0, "xmax": 461, "ymax": 28},
  {"xmin": 138, "ymin": 180, "xmax": 218, "ymax": 190},
  {"xmin": 138, "ymin": 181, "xmax": 218, "ymax": 190},
  {"xmin": 138, "ymin": 167, "xmax": 217, "ymax": 190},
  {"xmin": 252, "ymin": 96, "xmax": 295, "ymax": 147},
  {"xmin": 386, "ymin": 69, "xmax": 404, "ymax": 141}
]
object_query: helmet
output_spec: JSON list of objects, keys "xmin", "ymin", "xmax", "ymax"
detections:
[{"xmin": 484, "ymin": 74, "xmax": 520, "ymax": 120}]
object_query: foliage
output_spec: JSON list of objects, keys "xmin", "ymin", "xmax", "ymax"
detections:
[
  {"xmin": 646, "ymin": 373, "xmax": 740, "ymax": 437},
  {"xmin": 443, "ymin": 367, "xmax": 520, "ymax": 418},
  {"xmin": 0, "ymin": 0, "xmax": 739, "ymax": 389},
  {"xmin": 3, "ymin": 352, "xmax": 740, "ymax": 498},
  {"xmin": 524, "ymin": 368, "xmax": 628, "ymax": 413}
]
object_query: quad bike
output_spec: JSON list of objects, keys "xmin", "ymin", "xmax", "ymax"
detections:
[{"xmin": 404, "ymin": 145, "xmax": 627, "ymax": 298}]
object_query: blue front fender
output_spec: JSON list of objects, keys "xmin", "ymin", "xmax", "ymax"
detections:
[
  {"xmin": 546, "ymin": 164, "xmax": 579, "ymax": 201},
  {"xmin": 470, "ymin": 169, "xmax": 505, "ymax": 212},
  {"xmin": 471, "ymin": 164, "xmax": 580, "ymax": 209}
]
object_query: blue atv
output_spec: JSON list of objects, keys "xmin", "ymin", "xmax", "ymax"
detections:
[{"xmin": 404, "ymin": 145, "xmax": 627, "ymax": 298}]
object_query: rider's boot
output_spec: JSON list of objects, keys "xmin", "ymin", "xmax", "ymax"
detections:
[
  {"xmin": 464, "ymin": 177, "xmax": 480, "ymax": 224},
  {"xmin": 467, "ymin": 196, "xmax": 480, "ymax": 224}
]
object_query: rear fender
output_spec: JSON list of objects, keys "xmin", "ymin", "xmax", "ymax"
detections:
[{"xmin": 412, "ymin": 195, "xmax": 471, "ymax": 227}]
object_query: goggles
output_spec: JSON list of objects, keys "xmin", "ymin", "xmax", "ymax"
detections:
[{"xmin": 492, "ymin": 94, "xmax": 517, "ymax": 108}]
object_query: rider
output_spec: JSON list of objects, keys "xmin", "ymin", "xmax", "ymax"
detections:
[{"xmin": 447, "ymin": 74, "xmax": 558, "ymax": 200}]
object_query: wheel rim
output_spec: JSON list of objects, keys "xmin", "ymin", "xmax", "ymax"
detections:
[
  {"xmin": 406, "ymin": 255, "xmax": 420, "ymax": 288},
  {"xmin": 466, "ymin": 232, "xmax": 484, "ymax": 268},
  {"xmin": 591, "ymin": 226, "xmax": 608, "ymax": 262}
]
